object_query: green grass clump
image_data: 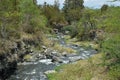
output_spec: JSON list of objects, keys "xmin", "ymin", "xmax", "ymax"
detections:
[
  {"xmin": 109, "ymin": 64, "xmax": 120, "ymax": 80},
  {"xmin": 53, "ymin": 43, "xmax": 76, "ymax": 53},
  {"xmin": 47, "ymin": 54, "xmax": 110, "ymax": 80}
]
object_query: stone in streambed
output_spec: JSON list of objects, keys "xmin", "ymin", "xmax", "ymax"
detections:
[
  {"xmin": 51, "ymin": 51, "xmax": 61, "ymax": 57},
  {"xmin": 39, "ymin": 59, "xmax": 53, "ymax": 65},
  {"xmin": 51, "ymin": 56, "xmax": 63, "ymax": 63},
  {"xmin": 69, "ymin": 56, "xmax": 82, "ymax": 62},
  {"xmin": 44, "ymin": 70, "xmax": 56, "ymax": 75}
]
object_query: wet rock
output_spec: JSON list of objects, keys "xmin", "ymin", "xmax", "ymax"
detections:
[
  {"xmin": 64, "ymin": 53, "xmax": 77, "ymax": 57},
  {"xmin": 69, "ymin": 56, "xmax": 82, "ymax": 62},
  {"xmin": 62, "ymin": 60, "xmax": 70, "ymax": 64},
  {"xmin": 44, "ymin": 48, "xmax": 53, "ymax": 55},
  {"xmin": 51, "ymin": 51, "xmax": 61, "ymax": 57},
  {"xmin": 62, "ymin": 52, "xmax": 68, "ymax": 57},
  {"xmin": 52, "ymin": 56, "xmax": 63, "ymax": 63},
  {"xmin": 42, "ymin": 46, "xmax": 47, "ymax": 50},
  {"xmin": 39, "ymin": 59, "xmax": 53, "ymax": 65},
  {"xmin": 36, "ymin": 53, "xmax": 44, "ymax": 59},
  {"xmin": 44, "ymin": 70, "xmax": 56, "ymax": 75},
  {"xmin": 45, "ymin": 54, "xmax": 53, "ymax": 59},
  {"xmin": 70, "ymin": 44, "xmax": 79, "ymax": 49}
]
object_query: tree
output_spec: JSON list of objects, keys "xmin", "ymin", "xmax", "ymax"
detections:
[
  {"xmin": 19, "ymin": 0, "xmax": 47, "ymax": 33},
  {"xmin": 101, "ymin": 4, "xmax": 108, "ymax": 13},
  {"xmin": 42, "ymin": 2, "xmax": 66, "ymax": 29},
  {"xmin": 0, "ymin": 0, "xmax": 21, "ymax": 39},
  {"xmin": 63, "ymin": 0, "xmax": 84, "ymax": 24},
  {"xmin": 54, "ymin": 0, "xmax": 60, "ymax": 10}
]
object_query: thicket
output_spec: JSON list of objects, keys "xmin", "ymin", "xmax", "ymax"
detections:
[
  {"xmin": 48, "ymin": 5, "xmax": 120, "ymax": 80},
  {"xmin": 100, "ymin": 7, "xmax": 120, "ymax": 80},
  {"xmin": 63, "ymin": 0, "xmax": 84, "ymax": 24},
  {"xmin": 0, "ymin": 0, "xmax": 48, "ymax": 53},
  {"xmin": 75, "ymin": 6, "xmax": 120, "ymax": 79},
  {"xmin": 68, "ymin": 6, "xmax": 120, "ymax": 80},
  {"xmin": 41, "ymin": 1, "xmax": 66, "ymax": 30}
]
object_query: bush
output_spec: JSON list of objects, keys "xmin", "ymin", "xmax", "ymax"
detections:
[
  {"xmin": 102, "ymin": 35, "xmax": 120, "ymax": 61},
  {"xmin": 62, "ymin": 25, "xmax": 78, "ymax": 38},
  {"xmin": 109, "ymin": 64, "xmax": 120, "ymax": 80},
  {"xmin": 101, "ymin": 34, "xmax": 120, "ymax": 80}
]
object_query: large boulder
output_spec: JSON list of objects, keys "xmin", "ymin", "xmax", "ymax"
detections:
[{"xmin": 52, "ymin": 56, "xmax": 63, "ymax": 63}]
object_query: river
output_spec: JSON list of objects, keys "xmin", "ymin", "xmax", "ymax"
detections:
[{"xmin": 9, "ymin": 33, "xmax": 97, "ymax": 80}]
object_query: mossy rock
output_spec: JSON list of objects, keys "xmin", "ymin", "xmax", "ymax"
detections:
[{"xmin": 23, "ymin": 55, "xmax": 32, "ymax": 61}]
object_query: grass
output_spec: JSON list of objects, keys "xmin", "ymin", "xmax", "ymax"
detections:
[
  {"xmin": 47, "ymin": 53, "xmax": 111, "ymax": 80},
  {"xmin": 42, "ymin": 36, "xmax": 53, "ymax": 47},
  {"xmin": 109, "ymin": 64, "xmax": 120, "ymax": 80},
  {"xmin": 64, "ymin": 35, "xmax": 99, "ymax": 50},
  {"xmin": 53, "ymin": 43, "xmax": 76, "ymax": 53}
]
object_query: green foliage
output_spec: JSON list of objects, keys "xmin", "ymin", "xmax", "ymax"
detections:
[
  {"xmin": 0, "ymin": 0, "xmax": 47, "ymax": 38},
  {"xmin": 54, "ymin": 0, "xmax": 60, "ymax": 10},
  {"xmin": 42, "ymin": 4, "xmax": 66, "ymax": 27},
  {"xmin": 0, "ymin": 0, "xmax": 21, "ymax": 39},
  {"xmin": 98, "ymin": 6, "xmax": 120, "ymax": 80},
  {"xmin": 74, "ymin": 6, "xmax": 120, "ymax": 41},
  {"xmin": 100, "ymin": 6, "xmax": 120, "ymax": 59},
  {"xmin": 19, "ymin": 0, "xmax": 47, "ymax": 33},
  {"xmin": 109, "ymin": 64, "xmax": 120, "ymax": 80},
  {"xmin": 101, "ymin": 4, "xmax": 108, "ymax": 13},
  {"xmin": 102, "ymin": 34, "xmax": 120, "ymax": 62},
  {"xmin": 65, "ymin": 8, "xmax": 120, "ymax": 80},
  {"xmin": 0, "ymin": 0, "xmax": 48, "ymax": 53},
  {"xmin": 67, "ymin": 8, "xmax": 82, "ymax": 21},
  {"xmin": 62, "ymin": 25, "xmax": 78, "ymax": 38},
  {"xmin": 97, "ymin": 7, "xmax": 120, "ymax": 33},
  {"xmin": 76, "ymin": 9, "xmax": 97, "ymax": 40},
  {"xmin": 63, "ymin": 0, "xmax": 84, "ymax": 23},
  {"xmin": 101, "ymin": 26, "xmax": 120, "ymax": 80}
]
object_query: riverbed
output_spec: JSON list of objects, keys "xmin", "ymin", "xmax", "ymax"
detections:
[{"xmin": 9, "ymin": 33, "xmax": 97, "ymax": 80}]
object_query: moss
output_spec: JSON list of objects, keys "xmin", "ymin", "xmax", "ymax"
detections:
[{"xmin": 23, "ymin": 54, "xmax": 32, "ymax": 61}]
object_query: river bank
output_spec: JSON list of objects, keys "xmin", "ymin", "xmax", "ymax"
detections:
[
  {"xmin": 5, "ymin": 33, "xmax": 98, "ymax": 80},
  {"xmin": 47, "ymin": 53, "xmax": 110, "ymax": 80}
]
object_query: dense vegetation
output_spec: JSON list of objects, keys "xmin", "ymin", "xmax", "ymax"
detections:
[
  {"xmin": 47, "ymin": 0, "xmax": 120, "ymax": 80},
  {"xmin": 47, "ymin": 5, "xmax": 120, "ymax": 80},
  {"xmin": 0, "ymin": 0, "xmax": 120, "ymax": 80},
  {"xmin": 0, "ymin": 0, "xmax": 47, "ymax": 49},
  {"xmin": 0, "ymin": 0, "xmax": 48, "ymax": 79}
]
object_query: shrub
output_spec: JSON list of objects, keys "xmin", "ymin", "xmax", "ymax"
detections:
[{"xmin": 109, "ymin": 64, "xmax": 120, "ymax": 80}]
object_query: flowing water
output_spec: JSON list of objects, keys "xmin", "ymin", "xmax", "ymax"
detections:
[{"xmin": 9, "ymin": 33, "xmax": 97, "ymax": 80}]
